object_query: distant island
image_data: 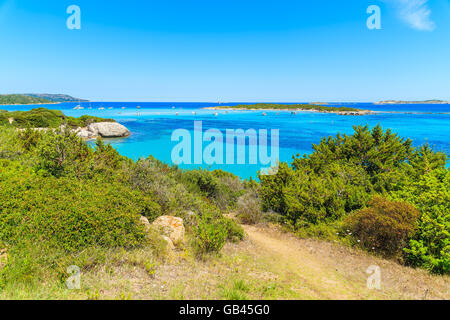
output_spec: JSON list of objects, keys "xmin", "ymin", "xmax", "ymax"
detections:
[
  {"xmin": 375, "ymin": 100, "xmax": 450, "ymax": 105},
  {"xmin": 204, "ymin": 103, "xmax": 374, "ymax": 115},
  {"xmin": 0, "ymin": 94, "xmax": 88, "ymax": 105},
  {"xmin": 0, "ymin": 108, "xmax": 129, "ymax": 139}
]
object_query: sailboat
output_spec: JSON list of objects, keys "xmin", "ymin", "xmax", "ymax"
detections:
[{"xmin": 74, "ymin": 100, "xmax": 84, "ymax": 110}]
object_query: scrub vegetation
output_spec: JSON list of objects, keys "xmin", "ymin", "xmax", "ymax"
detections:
[{"xmin": 0, "ymin": 116, "xmax": 448, "ymax": 300}]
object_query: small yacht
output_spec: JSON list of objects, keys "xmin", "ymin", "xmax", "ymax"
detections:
[
  {"xmin": 214, "ymin": 112, "xmax": 219, "ymax": 117},
  {"xmin": 108, "ymin": 107, "xmax": 113, "ymax": 110},
  {"xmin": 99, "ymin": 107, "xmax": 105, "ymax": 110}
]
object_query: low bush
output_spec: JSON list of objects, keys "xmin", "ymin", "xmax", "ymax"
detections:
[
  {"xmin": 344, "ymin": 196, "xmax": 420, "ymax": 258},
  {"xmin": 224, "ymin": 218, "xmax": 245, "ymax": 242},
  {"xmin": 0, "ymin": 165, "xmax": 148, "ymax": 252},
  {"xmin": 192, "ymin": 215, "xmax": 228, "ymax": 256}
]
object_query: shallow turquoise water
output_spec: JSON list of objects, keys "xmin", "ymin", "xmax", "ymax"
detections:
[{"xmin": 3, "ymin": 102, "xmax": 449, "ymax": 179}]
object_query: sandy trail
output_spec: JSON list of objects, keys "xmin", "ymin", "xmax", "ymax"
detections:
[{"xmin": 242, "ymin": 224, "xmax": 449, "ymax": 300}]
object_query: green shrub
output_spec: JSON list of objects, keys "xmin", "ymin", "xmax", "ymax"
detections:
[
  {"xmin": 391, "ymin": 169, "xmax": 449, "ymax": 274},
  {"xmin": 0, "ymin": 165, "xmax": 147, "ymax": 252},
  {"xmin": 192, "ymin": 215, "xmax": 228, "ymax": 255},
  {"xmin": 224, "ymin": 218, "xmax": 245, "ymax": 242},
  {"xmin": 178, "ymin": 168, "xmax": 244, "ymax": 210},
  {"xmin": 344, "ymin": 196, "xmax": 420, "ymax": 258},
  {"xmin": 0, "ymin": 108, "xmax": 115, "ymax": 129}
]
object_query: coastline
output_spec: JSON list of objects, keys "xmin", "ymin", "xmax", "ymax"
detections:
[
  {"xmin": 203, "ymin": 106, "xmax": 376, "ymax": 115},
  {"xmin": 0, "ymin": 102, "xmax": 62, "ymax": 107}
]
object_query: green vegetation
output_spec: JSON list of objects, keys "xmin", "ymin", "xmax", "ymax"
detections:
[
  {"xmin": 344, "ymin": 196, "xmax": 420, "ymax": 258},
  {"xmin": 0, "ymin": 125, "xmax": 247, "ymax": 295},
  {"xmin": 24, "ymin": 94, "xmax": 88, "ymax": 103},
  {"xmin": 0, "ymin": 113, "xmax": 447, "ymax": 300},
  {"xmin": 259, "ymin": 125, "xmax": 449, "ymax": 274},
  {"xmin": 0, "ymin": 108, "xmax": 114, "ymax": 129},
  {"xmin": 216, "ymin": 103, "xmax": 362, "ymax": 112},
  {"xmin": 0, "ymin": 94, "xmax": 52, "ymax": 105}
]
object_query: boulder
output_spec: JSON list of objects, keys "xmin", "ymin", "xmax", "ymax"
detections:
[
  {"xmin": 88, "ymin": 122, "xmax": 130, "ymax": 138},
  {"xmin": 152, "ymin": 216, "xmax": 185, "ymax": 244},
  {"xmin": 76, "ymin": 128, "xmax": 95, "ymax": 139}
]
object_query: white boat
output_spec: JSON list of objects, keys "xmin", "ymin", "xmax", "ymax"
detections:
[
  {"xmin": 214, "ymin": 112, "xmax": 219, "ymax": 116},
  {"xmin": 99, "ymin": 107, "xmax": 105, "ymax": 110}
]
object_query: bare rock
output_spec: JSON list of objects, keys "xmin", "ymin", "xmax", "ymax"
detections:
[
  {"xmin": 88, "ymin": 122, "xmax": 130, "ymax": 138},
  {"xmin": 152, "ymin": 216, "xmax": 185, "ymax": 244}
]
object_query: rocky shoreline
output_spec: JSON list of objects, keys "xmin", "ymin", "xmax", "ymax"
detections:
[{"xmin": 18, "ymin": 122, "xmax": 131, "ymax": 140}]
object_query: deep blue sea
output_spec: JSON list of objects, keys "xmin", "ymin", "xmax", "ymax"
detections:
[{"xmin": 3, "ymin": 102, "xmax": 449, "ymax": 179}]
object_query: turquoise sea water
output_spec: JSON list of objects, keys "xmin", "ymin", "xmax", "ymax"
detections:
[{"xmin": 3, "ymin": 102, "xmax": 449, "ymax": 179}]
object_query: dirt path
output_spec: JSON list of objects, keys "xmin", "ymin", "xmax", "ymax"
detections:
[
  {"xmin": 242, "ymin": 224, "xmax": 449, "ymax": 300},
  {"xmin": 61, "ymin": 223, "xmax": 448, "ymax": 300}
]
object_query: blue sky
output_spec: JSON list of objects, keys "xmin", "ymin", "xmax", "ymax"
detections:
[{"xmin": 0, "ymin": 0, "xmax": 449, "ymax": 102}]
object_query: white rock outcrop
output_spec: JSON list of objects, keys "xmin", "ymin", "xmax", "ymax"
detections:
[
  {"xmin": 88, "ymin": 122, "xmax": 130, "ymax": 138},
  {"xmin": 76, "ymin": 122, "xmax": 130, "ymax": 139}
]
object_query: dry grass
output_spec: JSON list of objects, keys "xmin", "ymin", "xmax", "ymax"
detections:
[{"xmin": 42, "ymin": 223, "xmax": 449, "ymax": 300}]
